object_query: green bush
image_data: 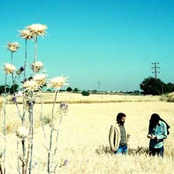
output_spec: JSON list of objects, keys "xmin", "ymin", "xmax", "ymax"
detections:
[
  {"xmin": 81, "ymin": 90, "xmax": 90, "ymax": 96},
  {"xmin": 67, "ymin": 87, "xmax": 73, "ymax": 92},
  {"xmin": 73, "ymin": 88, "xmax": 79, "ymax": 93}
]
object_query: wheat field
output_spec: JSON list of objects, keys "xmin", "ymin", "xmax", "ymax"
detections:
[{"xmin": 0, "ymin": 93, "xmax": 174, "ymax": 174}]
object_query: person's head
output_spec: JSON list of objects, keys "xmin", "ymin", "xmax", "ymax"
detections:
[
  {"xmin": 116, "ymin": 113, "xmax": 126, "ymax": 125},
  {"xmin": 150, "ymin": 113, "xmax": 160, "ymax": 127}
]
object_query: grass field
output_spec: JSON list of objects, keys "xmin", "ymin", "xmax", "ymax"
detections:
[{"xmin": 0, "ymin": 93, "xmax": 174, "ymax": 173}]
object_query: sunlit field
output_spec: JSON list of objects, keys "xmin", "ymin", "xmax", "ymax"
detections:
[{"xmin": 1, "ymin": 93, "xmax": 174, "ymax": 174}]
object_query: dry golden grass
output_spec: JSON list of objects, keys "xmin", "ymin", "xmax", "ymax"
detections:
[
  {"xmin": 0, "ymin": 94, "xmax": 174, "ymax": 174},
  {"xmin": 8, "ymin": 92, "xmax": 161, "ymax": 104},
  {"xmin": 0, "ymin": 96, "xmax": 2, "ymax": 111}
]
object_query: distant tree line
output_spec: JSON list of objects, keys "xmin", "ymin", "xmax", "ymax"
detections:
[
  {"xmin": 140, "ymin": 77, "xmax": 174, "ymax": 95},
  {"xmin": 3, "ymin": 77, "xmax": 172, "ymax": 97},
  {"xmin": 0, "ymin": 84, "xmax": 19, "ymax": 95},
  {"xmin": 66, "ymin": 87, "xmax": 90, "ymax": 96}
]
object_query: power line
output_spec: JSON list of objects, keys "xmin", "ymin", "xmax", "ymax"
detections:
[{"xmin": 151, "ymin": 62, "xmax": 160, "ymax": 79}]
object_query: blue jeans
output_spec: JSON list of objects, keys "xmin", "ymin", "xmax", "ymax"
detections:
[
  {"xmin": 149, "ymin": 146, "xmax": 164, "ymax": 157},
  {"xmin": 115, "ymin": 145, "xmax": 128, "ymax": 154}
]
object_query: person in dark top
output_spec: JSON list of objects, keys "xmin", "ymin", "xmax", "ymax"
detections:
[{"xmin": 147, "ymin": 113, "xmax": 168, "ymax": 157}]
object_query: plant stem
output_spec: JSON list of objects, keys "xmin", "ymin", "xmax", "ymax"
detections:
[
  {"xmin": 40, "ymin": 91, "xmax": 47, "ymax": 147},
  {"xmin": 0, "ymin": 163, "xmax": 3, "ymax": 174},
  {"xmin": 33, "ymin": 36, "xmax": 38, "ymax": 73},
  {"xmin": 11, "ymin": 52, "xmax": 13, "ymax": 64},
  {"xmin": 3, "ymin": 74, "xmax": 7, "ymax": 174},
  {"xmin": 47, "ymin": 129, "xmax": 53, "ymax": 174},
  {"xmin": 25, "ymin": 139, "xmax": 31, "ymax": 174},
  {"xmin": 22, "ymin": 39, "xmax": 28, "ymax": 125},
  {"xmin": 11, "ymin": 49, "xmax": 22, "ymax": 119},
  {"xmin": 22, "ymin": 138, "xmax": 26, "ymax": 173},
  {"xmin": 47, "ymin": 89, "xmax": 59, "ymax": 174},
  {"xmin": 34, "ymin": 36, "xmax": 37, "ymax": 63},
  {"xmin": 11, "ymin": 74, "xmax": 22, "ymax": 120},
  {"xmin": 17, "ymin": 140, "xmax": 21, "ymax": 174},
  {"xmin": 51, "ymin": 90, "xmax": 59, "ymax": 121},
  {"xmin": 53, "ymin": 114, "xmax": 63, "ymax": 158},
  {"xmin": 24, "ymin": 39, "xmax": 27, "ymax": 79},
  {"xmin": 28, "ymin": 92, "xmax": 34, "ymax": 174}
]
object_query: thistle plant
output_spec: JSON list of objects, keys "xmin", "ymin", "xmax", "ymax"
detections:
[
  {"xmin": 47, "ymin": 76, "xmax": 68, "ymax": 174},
  {"xmin": 4, "ymin": 63, "xmax": 17, "ymax": 74},
  {"xmin": 2, "ymin": 23, "xmax": 68, "ymax": 174},
  {"xmin": 6, "ymin": 42, "xmax": 20, "ymax": 64},
  {"xmin": 5, "ymin": 42, "xmax": 22, "ymax": 118},
  {"xmin": 17, "ymin": 24, "xmax": 46, "ymax": 174},
  {"xmin": 3, "ymin": 63, "xmax": 22, "ymax": 120},
  {"xmin": 52, "ymin": 103, "xmax": 68, "ymax": 165},
  {"xmin": 6, "ymin": 42, "xmax": 20, "ymax": 88},
  {"xmin": 2, "ymin": 61, "xmax": 19, "ymax": 174},
  {"xmin": 19, "ymin": 29, "xmax": 33, "ymax": 79},
  {"xmin": 31, "ymin": 61, "xmax": 43, "ymax": 73},
  {"xmin": 22, "ymin": 79, "xmax": 40, "ymax": 174},
  {"xmin": 27, "ymin": 24, "xmax": 47, "ymax": 72}
]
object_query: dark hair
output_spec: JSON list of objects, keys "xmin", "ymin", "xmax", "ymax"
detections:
[
  {"xmin": 148, "ymin": 113, "xmax": 160, "ymax": 133},
  {"xmin": 116, "ymin": 113, "xmax": 126, "ymax": 123},
  {"xmin": 150, "ymin": 113, "xmax": 160, "ymax": 123},
  {"xmin": 148, "ymin": 113, "xmax": 170, "ymax": 135}
]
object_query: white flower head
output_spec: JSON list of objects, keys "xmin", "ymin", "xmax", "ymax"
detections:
[
  {"xmin": 33, "ymin": 74, "xmax": 47, "ymax": 86},
  {"xmin": 23, "ymin": 80, "xmax": 39, "ymax": 92},
  {"xmin": 49, "ymin": 76, "xmax": 69, "ymax": 89},
  {"xmin": 27, "ymin": 24, "xmax": 47, "ymax": 37},
  {"xmin": 4, "ymin": 63, "xmax": 17, "ymax": 74},
  {"xmin": 19, "ymin": 29, "xmax": 33, "ymax": 40},
  {"xmin": 16, "ymin": 126, "xmax": 29, "ymax": 139},
  {"xmin": 7, "ymin": 42, "xmax": 20, "ymax": 52},
  {"xmin": 31, "ymin": 61, "xmax": 43, "ymax": 72}
]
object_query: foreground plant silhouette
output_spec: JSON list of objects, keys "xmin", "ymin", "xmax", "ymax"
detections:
[{"xmin": 1, "ymin": 23, "xmax": 68, "ymax": 174}]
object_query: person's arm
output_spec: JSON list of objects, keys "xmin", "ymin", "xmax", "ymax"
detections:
[
  {"xmin": 147, "ymin": 123, "xmax": 152, "ymax": 138},
  {"xmin": 109, "ymin": 125, "xmax": 115, "ymax": 151},
  {"xmin": 156, "ymin": 122, "xmax": 167, "ymax": 140}
]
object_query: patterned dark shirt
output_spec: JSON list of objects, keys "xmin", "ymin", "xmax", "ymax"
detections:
[{"xmin": 119, "ymin": 124, "xmax": 127, "ymax": 145}]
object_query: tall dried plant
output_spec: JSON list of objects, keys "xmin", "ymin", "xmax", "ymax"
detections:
[
  {"xmin": 46, "ymin": 76, "xmax": 68, "ymax": 174},
  {"xmin": 2, "ymin": 42, "xmax": 20, "ymax": 174},
  {"xmin": 2, "ymin": 23, "xmax": 69, "ymax": 174},
  {"xmin": 26, "ymin": 24, "xmax": 47, "ymax": 72}
]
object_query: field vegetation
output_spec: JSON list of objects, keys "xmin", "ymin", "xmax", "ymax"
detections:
[{"xmin": 1, "ymin": 93, "xmax": 174, "ymax": 174}]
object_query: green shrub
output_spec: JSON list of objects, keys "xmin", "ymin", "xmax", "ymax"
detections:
[
  {"xmin": 67, "ymin": 87, "xmax": 73, "ymax": 92},
  {"xmin": 81, "ymin": 90, "xmax": 90, "ymax": 96},
  {"xmin": 73, "ymin": 88, "xmax": 79, "ymax": 93}
]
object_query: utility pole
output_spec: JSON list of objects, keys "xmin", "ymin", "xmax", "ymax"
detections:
[
  {"xmin": 151, "ymin": 62, "xmax": 160, "ymax": 79},
  {"xmin": 97, "ymin": 80, "xmax": 101, "ymax": 92}
]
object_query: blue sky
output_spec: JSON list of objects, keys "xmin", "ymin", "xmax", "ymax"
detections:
[{"xmin": 1, "ymin": 0, "xmax": 174, "ymax": 91}]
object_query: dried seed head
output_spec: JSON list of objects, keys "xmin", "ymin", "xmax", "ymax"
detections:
[
  {"xmin": 33, "ymin": 74, "xmax": 47, "ymax": 86},
  {"xmin": 23, "ymin": 80, "xmax": 39, "ymax": 92},
  {"xmin": 7, "ymin": 42, "xmax": 20, "ymax": 52},
  {"xmin": 48, "ymin": 76, "xmax": 68, "ymax": 89},
  {"xmin": 19, "ymin": 29, "xmax": 33, "ymax": 40},
  {"xmin": 16, "ymin": 126, "xmax": 29, "ymax": 139},
  {"xmin": 27, "ymin": 24, "xmax": 47, "ymax": 37},
  {"xmin": 4, "ymin": 63, "xmax": 17, "ymax": 74},
  {"xmin": 31, "ymin": 61, "xmax": 43, "ymax": 72}
]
